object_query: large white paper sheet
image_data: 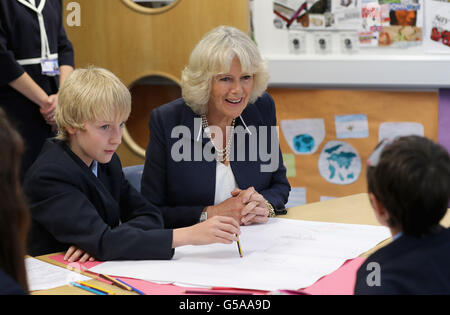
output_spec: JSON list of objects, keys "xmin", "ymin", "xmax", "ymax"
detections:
[{"xmin": 90, "ymin": 219, "xmax": 390, "ymax": 291}]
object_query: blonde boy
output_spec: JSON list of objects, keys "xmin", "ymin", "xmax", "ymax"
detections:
[{"xmin": 24, "ymin": 67, "xmax": 240, "ymax": 261}]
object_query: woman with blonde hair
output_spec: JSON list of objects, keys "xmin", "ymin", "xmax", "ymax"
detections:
[{"xmin": 142, "ymin": 26, "xmax": 290, "ymax": 229}]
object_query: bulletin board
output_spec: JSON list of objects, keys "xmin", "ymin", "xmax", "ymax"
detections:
[
  {"xmin": 252, "ymin": 0, "xmax": 450, "ymax": 88},
  {"xmin": 269, "ymin": 88, "xmax": 439, "ymax": 206}
]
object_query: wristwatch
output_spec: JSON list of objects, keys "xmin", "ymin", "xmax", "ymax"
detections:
[
  {"xmin": 265, "ymin": 199, "xmax": 276, "ymax": 218},
  {"xmin": 200, "ymin": 209, "xmax": 208, "ymax": 222}
]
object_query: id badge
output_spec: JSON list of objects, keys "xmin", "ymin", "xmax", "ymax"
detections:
[{"xmin": 41, "ymin": 58, "xmax": 60, "ymax": 76}]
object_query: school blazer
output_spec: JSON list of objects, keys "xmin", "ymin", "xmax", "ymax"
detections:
[
  {"xmin": 354, "ymin": 227, "xmax": 450, "ymax": 295},
  {"xmin": 141, "ymin": 93, "xmax": 291, "ymax": 228},
  {"xmin": 0, "ymin": 269, "xmax": 27, "ymax": 295},
  {"xmin": 23, "ymin": 139, "xmax": 174, "ymax": 261}
]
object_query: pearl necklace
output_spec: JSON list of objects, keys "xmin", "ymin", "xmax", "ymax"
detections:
[{"xmin": 201, "ymin": 115, "xmax": 235, "ymax": 162}]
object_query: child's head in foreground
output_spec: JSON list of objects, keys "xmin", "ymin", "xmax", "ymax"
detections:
[
  {"xmin": 55, "ymin": 66, "xmax": 131, "ymax": 165},
  {"xmin": 367, "ymin": 135, "xmax": 450, "ymax": 237}
]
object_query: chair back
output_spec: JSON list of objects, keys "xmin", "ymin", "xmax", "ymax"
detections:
[{"xmin": 123, "ymin": 165, "xmax": 144, "ymax": 192}]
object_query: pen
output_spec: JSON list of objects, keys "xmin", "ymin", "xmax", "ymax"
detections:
[
  {"xmin": 115, "ymin": 278, "xmax": 145, "ymax": 295},
  {"xmin": 99, "ymin": 274, "xmax": 132, "ymax": 291},
  {"xmin": 70, "ymin": 282, "xmax": 107, "ymax": 295},
  {"xmin": 78, "ymin": 281, "xmax": 115, "ymax": 295}
]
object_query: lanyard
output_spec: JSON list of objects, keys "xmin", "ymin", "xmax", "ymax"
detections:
[{"xmin": 15, "ymin": 0, "xmax": 57, "ymax": 65}]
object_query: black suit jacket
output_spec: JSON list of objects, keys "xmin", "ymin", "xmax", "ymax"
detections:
[
  {"xmin": 354, "ymin": 227, "xmax": 450, "ymax": 294},
  {"xmin": 141, "ymin": 93, "xmax": 291, "ymax": 228},
  {"xmin": 0, "ymin": 269, "xmax": 27, "ymax": 295},
  {"xmin": 24, "ymin": 139, "xmax": 174, "ymax": 261},
  {"xmin": 0, "ymin": 0, "xmax": 74, "ymax": 178}
]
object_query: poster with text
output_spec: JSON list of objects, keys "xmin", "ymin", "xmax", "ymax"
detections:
[{"xmin": 424, "ymin": 0, "xmax": 450, "ymax": 53}]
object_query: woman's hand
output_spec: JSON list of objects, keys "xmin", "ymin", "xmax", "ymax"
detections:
[
  {"xmin": 39, "ymin": 101, "xmax": 56, "ymax": 125},
  {"xmin": 231, "ymin": 187, "xmax": 269, "ymax": 225},
  {"xmin": 46, "ymin": 94, "xmax": 58, "ymax": 132},
  {"xmin": 172, "ymin": 216, "xmax": 240, "ymax": 247},
  {"xmin": 205, "ymin": 196, "xmax": 246, "ymax": 223},
  {"xmin": 64, "ymin": 245, "xmax": 96, "ymax": 263}
]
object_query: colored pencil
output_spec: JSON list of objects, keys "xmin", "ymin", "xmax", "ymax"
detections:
[
  {"xmin": 115, "ymin": 278, "xmax": 145, "ymax": 295},
  {"xmin": 99, "ymin": 274, "xmax": 132, "ymax": 290},
  {"xmin": 78, "ymin": 281, "xmax": 115, "ymax": 295},
  {"xmin": 70, "ymin": 282, "xmax": 107, "ymax": 295}
]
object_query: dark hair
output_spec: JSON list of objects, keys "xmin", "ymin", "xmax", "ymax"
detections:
[
  {"xmin": 0, "ymin": 108, "xmax": 29, "ymax": 291},
  {"xmin": 367, "ymin": 135, "xmax": 450, "ymax": 237}
]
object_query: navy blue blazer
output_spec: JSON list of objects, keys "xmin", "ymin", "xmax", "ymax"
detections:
[
  {"xmin": 0, "ymin": 269, "xmax": 27, "ymax": 295},
  {"xmin": 354, "ymin": 227, "xmax": 450, "ymax": 294},
  {"xmin": 141, "ymin": 92, "xmax": 291, "ymax": 228},
  {"xmin": 23, "ymin": 139, "xmax": 174, "ymax": 261}
]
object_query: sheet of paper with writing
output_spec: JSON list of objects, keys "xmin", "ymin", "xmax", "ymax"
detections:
[
  {"xmin": 90, "ymin": 218, "xmax": 390, "ymax": 291},
  {"xmin": 26, "ymin": 257, "xmax": 90, "ymax": 291}
]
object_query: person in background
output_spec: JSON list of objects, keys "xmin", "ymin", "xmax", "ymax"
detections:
[
  {"xmin": 355, "ymin": 135, "xmax": 450, "ymax": 294},
  {"xmin": 0, "ymin": 0, "xmax": 74, "ymax": 180},
  {"xmin": 23, "ymin": 67, "xmax": 240, "ymax": 262},
  {"xmin": 141, "ymin": 25, "xmax": 290, "ymax": 229},
  {"xmin": 0, "ymin": 108, "xmax": 29, "ymax": 295}
]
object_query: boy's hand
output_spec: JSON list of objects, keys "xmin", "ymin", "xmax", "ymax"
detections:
[
  {"xmin": 172, "ymin": 216, "xmax": 240, "ymax": 248},
  {"xmin": 64, "ymin": 245, "xmax": 96, "ymax": 263},
  {"xmin": 191, "ymin": 216, "xmax": 240, "ymax": 245}
]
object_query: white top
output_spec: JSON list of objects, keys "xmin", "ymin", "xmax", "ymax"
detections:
[{"xmin": 214, "ymin": 162, "xmax": 238, "ymax": 205}]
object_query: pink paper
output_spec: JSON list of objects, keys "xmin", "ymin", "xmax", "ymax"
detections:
[
  {"xmin": 48, "ymin": 254, "xmax": 263, "ymax": 295},
  {"xmin": 302, "ymin": 257, "xmax": 366, "ymax": 295}
]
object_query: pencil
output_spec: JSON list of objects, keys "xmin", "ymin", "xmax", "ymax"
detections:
[
  {"xmin": 99, "ymin": 274, "xmax": 132, "ymax": 291},
  {"xmin": 78, "ymin": 281, "xmax": 115, "ymax": 295},
  {"xmin": 115, "ymin": 278, "xmax": 145, "ymax": 295},
  {"xmin": 236, "ymin": 238, "xmax": 243, "ymax": 258},
  {"xmin": 70, "ymin": 282, "xmax": 107, "ymax": 295}
]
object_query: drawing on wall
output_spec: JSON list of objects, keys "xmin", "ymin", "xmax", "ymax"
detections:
[
  {"xmin": 281, "ymin": 118, "xmax": 326, "ymax": 154},
  {"xmin": 283, "ymin": 153, "xmax": 297, "ymax": 177},
  {"xmin": 318, "ymin": 141, "xmax": 362, "ymax": 185},
  {"xmin": 359, "ymin": 0, "xmax": 423, "ymax": 47},
  {"xmin": 335, "ymin": 114, "xmax": 369, "ymax": 139},
  {"xmin": 273, "ymin": 0, "xmax": 330, "ymax": 30},
  {"xmin": 424, "ymin": 0, "xmax": 450, "ymax": 53},
  {"xmin": 378, "ymin": 122, "xmax": 424, "ymax": 141},
  {"xmin": 253, "ymin": 0, "xmax": 446, "ymax": 56},
  {"xmin": 272, "ymin": 0, "xmax": 361, "ymax": 30}
]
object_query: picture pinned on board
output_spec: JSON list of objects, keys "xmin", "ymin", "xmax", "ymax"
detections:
[
  {"xmin": 318, "ymin": 141, "xmax": 362, "ymax": 185},
  {"xmin": 281, "ymin": 119, "xmax": 326, "ymax": 155}
]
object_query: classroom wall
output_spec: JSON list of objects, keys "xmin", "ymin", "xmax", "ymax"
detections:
[
  {"xmin": 62, "ymin": 0, "xmax": 251, "ymax": 165},
  {"xmin": 62, "ymin": 0, "xmax": 442, "ymax": 205}
]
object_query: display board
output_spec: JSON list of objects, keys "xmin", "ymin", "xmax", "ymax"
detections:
[
  {"xmin": 269, "ymin": 87, "xmax": 438, "ymax": 206},
  {"xmin": 252, "ymin": 0, "xmax": 450, "ymax": 88}
]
